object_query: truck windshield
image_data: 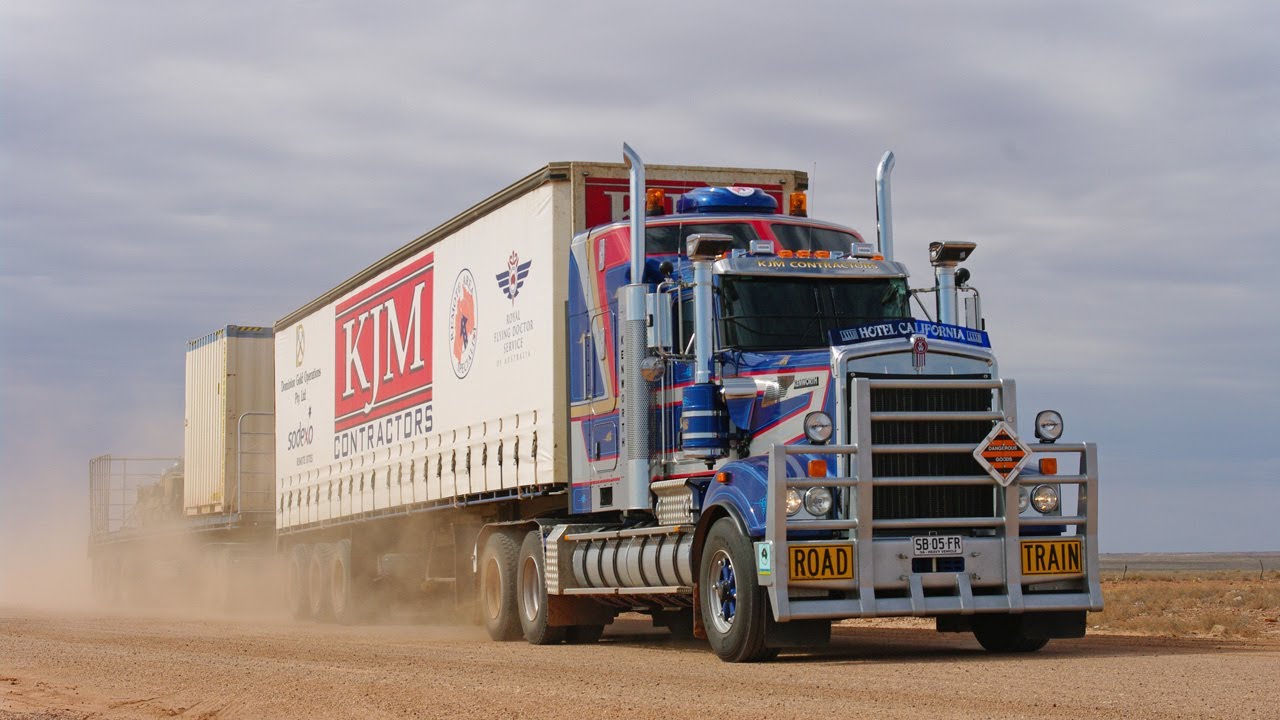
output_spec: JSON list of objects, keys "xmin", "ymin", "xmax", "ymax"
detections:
[
  {"xmin": 719, "ymin": 276, "xmax": 911, "ymax": 351},
  {"xmin": 769, "ymin": 223, "xmax": 861, "ymax": 253}
]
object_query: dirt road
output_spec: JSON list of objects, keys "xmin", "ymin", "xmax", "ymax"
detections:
[{"xmin": 2, "ymin": 608, "xmax": 1277, "ymax": 720}]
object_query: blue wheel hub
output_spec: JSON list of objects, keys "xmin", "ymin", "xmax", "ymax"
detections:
[{"xmin": 708, "ymin": 549, "xmax": 738, "ymax": 633}]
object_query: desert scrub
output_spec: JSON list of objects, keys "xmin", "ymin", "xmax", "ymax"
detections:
[{"xmin": 1091, "ymin": 575, "xmax": 1280, "ymax": 638}]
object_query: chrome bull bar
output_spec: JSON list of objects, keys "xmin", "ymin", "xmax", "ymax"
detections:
[{"xmin": 760, "ymin": 379, "xmax": 1102, "ymax": 622}]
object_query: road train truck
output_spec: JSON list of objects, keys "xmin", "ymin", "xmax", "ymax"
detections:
[{"xmin": 273, "ymin": 145, "xmax": 1102, "ymax": 661}]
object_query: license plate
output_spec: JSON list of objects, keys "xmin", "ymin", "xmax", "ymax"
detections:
[
  {"xmin": 788, "ymin": 544, "xmax": 854, "ymax": 581},
  {"xmin": 1020, "ymin": 538, "xmax": 1083, "ymax": 575},
  {"xmin": 913, "ymin": 535, "xmax": 963, "ymax": 557}
]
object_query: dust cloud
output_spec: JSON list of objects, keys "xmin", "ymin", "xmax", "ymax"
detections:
[{"xmin": 0, "ymin": 486, "xmax": 91, "ymax": 609}]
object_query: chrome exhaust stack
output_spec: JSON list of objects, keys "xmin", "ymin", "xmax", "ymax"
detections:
[
  {"xmin": 623, "ymin": 143, "xmax": 646, "ymax": 285},
  {"xmin": 620, "ymin": 143, "xmax": 653, "ymax": 511},
  {"xmin": 875, "ymin": 151, "xmax": 896, "ymax": 262}
]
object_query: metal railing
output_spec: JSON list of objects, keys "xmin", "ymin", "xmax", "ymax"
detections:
[
  {"xmin": 761, "ymin": 377, "xmax": 1101, "ymax": 622},
  {"xmin": 88, "ymin": 455, "xmax": 182, "ymax": 542}
]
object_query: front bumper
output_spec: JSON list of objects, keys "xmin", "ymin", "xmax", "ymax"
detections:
[{"xmin": 759, "ymin": 427, "xmax": 1102, "ymax": 621}]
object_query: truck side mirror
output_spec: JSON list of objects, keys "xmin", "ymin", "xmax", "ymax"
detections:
[{"xmin": 645, "ymin": 291, "xmax": 674, "ymax": 351}]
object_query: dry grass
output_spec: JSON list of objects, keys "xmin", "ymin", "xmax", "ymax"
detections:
[{"xmin": 1091, "ymin": 570, "xmax": 1280, "ymax": 639}]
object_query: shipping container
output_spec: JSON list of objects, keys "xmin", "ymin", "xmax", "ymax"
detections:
[
  {"xmin": 184, "ymin": 325, "xmax": 276, "ymax": 517},
  {"xmin": 273, "ymin": 161, "xmax": 806, "ymax": 533}
]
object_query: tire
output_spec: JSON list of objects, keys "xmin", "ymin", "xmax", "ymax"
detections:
[
  {"xmin": 972, "ymin": 615, "xmax": 1051, "ymax": 653},
  {"xmin": 286, "ymin": 544, "xmax": 312, "ymax": 620},
  {"xmin": 564, "ymin": 624, "xmax": 605, "ymax": 645},
  {"xmin": 308, "ymin": 543, "xmax": 335, "ymax": 622},
  {"xmin": 517, "ymin": 530, "xmax": 565, "ymax": 645},
  {"xmin": 329, "ymin": 539, "xmax": 358, "ymax": 625},
  {"xmin": 480, "ymin": 531, "xmax": 522, "ymax": 641},
  {"xmin": 699, "ymin": 518, "xmax": 773, "ymax": 662}
]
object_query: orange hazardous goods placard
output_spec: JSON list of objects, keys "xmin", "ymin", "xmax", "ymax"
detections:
[{"xmin": 973, "ymin": 421, "xmax": 1031, "ymax": 486}]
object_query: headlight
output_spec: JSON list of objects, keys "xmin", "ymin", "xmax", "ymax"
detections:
[
  {"xmin": 785, "ymin": 489, "xmax": 803, "ymax": 516},
  {"xmin": 803, "ymin": 411, "xmax": 833, "ymax": 444},
  {"xmin": 804, "ymin": 487, "xmax": 833, "ymax": 515},
  {"xmin": 1031, "ymin": 484, "xmax": 1060, "ymax": 513},
  {"xmin": 1018, "ymin": 485, "xmax": 1029, "ymax": 513},
  {"xmin": 1035, "ymin": 410, "xmax": 1064, "ymax": 443}
]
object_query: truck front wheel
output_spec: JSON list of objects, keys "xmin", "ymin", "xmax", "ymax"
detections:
[
  {"xmin": 972, "ymin": 615, "xmax": 1051, "ymax": 653},
  {"xmin": 699, "ymin": 518, "xmax": 774, "ymax": 662},
  {"xmin": 480, "ymin": 532, "xmax": 522, "ymax": 641}
]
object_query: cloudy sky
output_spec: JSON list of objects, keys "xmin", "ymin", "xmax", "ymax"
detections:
[{"xmin": 1, "ymin": 0, "xmax": 1276, "ymax": 596}]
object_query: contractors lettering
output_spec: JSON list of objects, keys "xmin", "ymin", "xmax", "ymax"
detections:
[{"xmin": 333, "ymin": 404, "xmax": 434, "ymax": 459}]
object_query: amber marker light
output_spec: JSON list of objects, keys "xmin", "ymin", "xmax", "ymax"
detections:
[
  {"xmin": 789, "ymin": 192, "xmax": 808, "ymax": 217},
  {"xmin": 715, "ymin": 471, "xmax": 732, "ymax": 484},
  {"xmin": 807, "ymin": 459, "xmax": 827, "ymax": 477},
  {"xmin": 645, "ymin": 188, "xmax": 666, "ymax": 216},
  {"xmin": 1039, "ymin": 458, "xmax": 1058, "ymax": 475}
]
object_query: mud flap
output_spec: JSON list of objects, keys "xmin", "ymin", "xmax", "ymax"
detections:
[{"xmin": 765, "ymin": 616, "xmax": 831, "ymax": 649}]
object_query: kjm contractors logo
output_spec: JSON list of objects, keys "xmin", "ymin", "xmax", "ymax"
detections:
[
  {"xmin": 333, "ymin": 253, "xmax": 434, "ymax": 432},
  {"xmin": 449, "ymin": 269, "xmax": 478, "ymax": 378},
  {"xmin": 495, "ymin": 252, "xmax": 532, "ymax": 302}
]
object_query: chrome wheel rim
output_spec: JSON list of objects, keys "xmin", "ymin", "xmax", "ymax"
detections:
[
  {"xmin": 482, "ymin": 556, "xmax": 502, "ymax": 621},
  {"xmin": 520, "ymin": 555, "xmax": 541, "ymax": 622}
]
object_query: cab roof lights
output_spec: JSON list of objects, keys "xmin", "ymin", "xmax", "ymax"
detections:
[
  {"xmin": 645, "ymin": 188, "xmax": 666, "ymax": 216},
  {"xmin": 675, "ymin": 186, "xmax": 778, "ymax": 215},
  {"xmin": 788, "ymin": 191, "xmax": 808, "ymax": 217}
]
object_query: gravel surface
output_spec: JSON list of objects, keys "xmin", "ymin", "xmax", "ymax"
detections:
[{"xmin": 2, "ymin": 608, "xmax": 1277, "ymax": 719}]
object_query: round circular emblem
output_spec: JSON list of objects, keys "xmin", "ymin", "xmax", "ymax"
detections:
[{"xmin": 448, "ymin": 269, "xmax": 479, "ymax": 378}]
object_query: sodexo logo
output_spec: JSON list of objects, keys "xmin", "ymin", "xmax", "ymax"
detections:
[{"xmin": 286, "ymin": 422, "xmax": 314, "ymax": 451}]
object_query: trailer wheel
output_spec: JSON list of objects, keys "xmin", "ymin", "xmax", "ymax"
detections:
[
  {"xmin": 517, "ymin": 530, "xmax": 565, "ymax": 645},
  {"xmin": 699, "ymin": 518, "xmax": 774, "ymax": 662},
  {"xmin": 479, "ymin": 532, "xmax": 521, "ymax": 641},
  {"xmin": 308, "ymin": 543, "xmax": 335, "ymax": 621},
  {"xmin": 972, "ymin": 615, "xmax": 1051, "ymax": 653},
  {"xmin": 286, "ymin": 544, "xmax": 312, "ymax": 620},
  {"xmin": 329, "ymin": 539, "xmax": 360, "ymax": 625}
]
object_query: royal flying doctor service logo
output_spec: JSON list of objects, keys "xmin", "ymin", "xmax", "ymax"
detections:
[
  {"xmin": 448, "ymin": 269, "xmax": 478, "ymax": 378},
  {"xmin": 496, "ymin": 252, "xmax": 532, "ymax": 302}
]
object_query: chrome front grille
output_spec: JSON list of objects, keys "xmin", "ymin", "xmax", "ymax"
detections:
[{"xmin": 863, "ymin": 380, "xmax": 997, "ymax": 521}]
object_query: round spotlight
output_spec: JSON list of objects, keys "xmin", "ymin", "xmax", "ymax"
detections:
[
  {"xmin": 785, "ymin": 489, "xmax": 803, "ymax": 516},
  {"xmin": 803, "ymin": 411, "xmax": 833, "ymax": 444},
  {"xmin": 1031, "ymin": 484, "xmax": 1060, "ymax": 514},
  {"xmin": 804, "ymin": 487, "xmax": 833, "ymax": 516},
  {"xmin": 1035, "ymin": 410, "xmax": 1064, "ymax": 443}
]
